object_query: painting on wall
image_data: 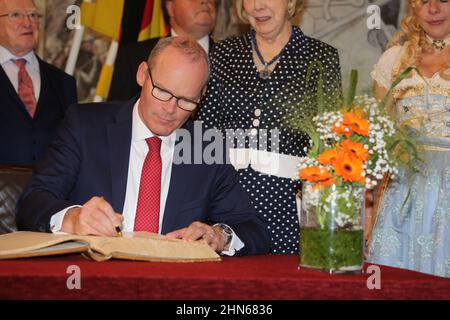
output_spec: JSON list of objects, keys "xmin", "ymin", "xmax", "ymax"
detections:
[
  {"xmin": 37, "ymin": 0, "xmax": 110, "ymax": 102},
  {"xmin": 297, "ymin": 0, "xmax": 407, "ymax": 92}
]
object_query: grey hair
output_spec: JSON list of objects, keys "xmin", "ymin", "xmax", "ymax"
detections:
[
  {"xmin": 235, "ymin": 0, "xmax": 304, "ymax": 24},
  {"xmin": 147, "ymin": 36, "xmax": 210, "ymax": 87}
]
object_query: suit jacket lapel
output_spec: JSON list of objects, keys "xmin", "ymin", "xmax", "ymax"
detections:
[
  {"xmin": 106, "ymin": 99, "xmax": 134, "ymax": 212},
  {"xmin": 161, "ymin": 120, "xmax": 195, "ymax": 234},
  {"xmin": 161, "ymin": 162, "xmax": 184, "ymax": 234},
  {"xmin": 34, "ymin": 58, "xmax": 49, "ymax": 119}
]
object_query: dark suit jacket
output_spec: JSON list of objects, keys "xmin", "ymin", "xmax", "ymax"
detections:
[
  {"xmin": 0, "ymin": 56, "xmax": 77, "ymax": 166},
  {"xmin": 108, "ymin": 36, "xmax": 215, "ymax": 102},
  {"xmin": 16, "ymin": 99, "xmax": 270, "ymax": 256}
]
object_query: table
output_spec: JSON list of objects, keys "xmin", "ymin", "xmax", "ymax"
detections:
[{"xmin": 0, "ymin": 254, "xmax": 449, "ymax": 300}]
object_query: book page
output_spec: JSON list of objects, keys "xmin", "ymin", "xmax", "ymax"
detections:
[
  {"xmin": 76, "ymin": 232, "xmax": 221, "ymax": 262},
  {"xmin": 5, "ymin": 242, "xmax": 89, "ymax": 259},
  {"xmin": 0, "ymin": 231, "xmax": 83, "ymax": 257},
  {"xmin": 0, "ymin": 231, "xmax": 221, "ymax": 262}
]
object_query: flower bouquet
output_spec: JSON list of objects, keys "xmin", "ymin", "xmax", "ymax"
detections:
[{"xmin": 284, "ymin": 67, "xmax": 418, "ymax": 274}]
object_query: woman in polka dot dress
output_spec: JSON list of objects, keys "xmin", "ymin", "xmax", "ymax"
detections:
[{"xmin": 198, "ymin": 0, "xmax": 342, "ymax": 253}]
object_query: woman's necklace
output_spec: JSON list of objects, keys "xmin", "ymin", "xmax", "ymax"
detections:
[
  {"xmin": 251, "ymin": 31, "xmax": 287, "ymax": 80},
  {"xmin": 425, "ymin": 34, "xmax": 450, "ymax": 51},
  {"xmin": 420, "ymin": 35, "xmax": 450, "ymax": 80}
]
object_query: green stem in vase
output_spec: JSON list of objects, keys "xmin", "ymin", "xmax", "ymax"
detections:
[
  {"xmin": 300, "ymin": 228, "xmax": 364, "ymax": 272},
  {"xmin": 300, "ymin": 184, "xmax": 365, "ymax": 273},
  {"xmin": 344, "ymin": 70, "xmax": 358, "ymax": 110}
]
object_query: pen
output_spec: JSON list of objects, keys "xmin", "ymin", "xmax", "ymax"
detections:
[{"xmin": 99, "ymin": 196, "xmax": 122, "ymax": 237}]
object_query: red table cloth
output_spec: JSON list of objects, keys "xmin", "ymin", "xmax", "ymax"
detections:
[{"xmin": 0, "ymin": 254, "xmax": 449, "ymax": 300}]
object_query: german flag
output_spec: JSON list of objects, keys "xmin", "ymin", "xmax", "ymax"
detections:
[{"xmin": 120, "ymin": 0, "xmax": 169, "ymax": 46}]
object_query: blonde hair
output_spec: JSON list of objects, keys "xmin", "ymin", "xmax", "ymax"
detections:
[
  {"xmin": 389, "ymin": 0, "xmax": 450, "ymax": 81},
  {"xmin": 235, "ymin": 0, "xmax": 304, "ymax": 24}
]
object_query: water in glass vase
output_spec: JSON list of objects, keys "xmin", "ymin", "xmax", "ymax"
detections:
[
  {"xmin": 298, "ymin": 183, "xmax": 365, "ymax": 274},
  {"xmin": 300, "ymin": 228, "xmax": 364, "ymax": 273}
]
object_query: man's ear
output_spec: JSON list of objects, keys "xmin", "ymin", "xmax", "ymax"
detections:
[
  {"xmin": 165, "ymin": 0, "xmax": 174, "ymax": 18},
  {"xmin": 136, "ymin": 62, "xmax": 148, "ymax": 88}
]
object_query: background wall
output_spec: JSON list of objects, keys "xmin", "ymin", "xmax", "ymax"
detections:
[
  {"xmin": 36, "ymin": 0, "xmax": 407, "ymax": 102},
  {"xmin": 297, "ymin": 0, "xmax": 406, "ymax": 93}
]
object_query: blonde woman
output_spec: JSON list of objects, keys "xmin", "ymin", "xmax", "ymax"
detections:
[
  {"xmin": 368, "ymin": 0, "xmax": 450, "ymax": 277},
  {"xmin": 198, "ymin": 0, "xmax": 342, "ymax": 254}
]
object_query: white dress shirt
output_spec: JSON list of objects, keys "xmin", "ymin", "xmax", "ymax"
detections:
[
  {"xmin": 0, "ymin": 45, "xmax": 41, "ymax": 101},
  {"xmin": 50, "ymin": 101, "xmax": 244, "ymax": 255},
  {"xmin": 122, "ymin": 100, "xmax": 175, "ymax": 232},
  {"xmin": 171, "ymin": 29, "xmax": 210, "ymax": 54}
]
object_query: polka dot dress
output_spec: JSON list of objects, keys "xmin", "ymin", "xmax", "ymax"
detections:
[{"xmin": 198, "ymin": 26, "xmax": 342, "ymax": 254}]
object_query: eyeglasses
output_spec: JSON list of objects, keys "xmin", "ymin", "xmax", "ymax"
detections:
[
  {"xmin": 0, "ymin": 12, "xmax": 42, "ymax": 23},
  {"xmin": 146, "ymin": 65, "xmax": 200, "ymax": 112}
]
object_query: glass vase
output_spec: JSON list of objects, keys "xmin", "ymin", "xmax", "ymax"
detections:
[{"xmin": 298, "ymin": 182, "xmax": 365, "ymax": 274}]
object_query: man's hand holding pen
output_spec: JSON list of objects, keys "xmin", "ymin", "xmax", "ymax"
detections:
[{"xmin": 61, "ymin": 196, "xmax": 123, "ymax": 237}]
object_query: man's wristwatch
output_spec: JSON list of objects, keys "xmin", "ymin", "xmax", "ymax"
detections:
[{"xmin": 213, "ymin": 223, "xmax": 233, "ymax": 247}]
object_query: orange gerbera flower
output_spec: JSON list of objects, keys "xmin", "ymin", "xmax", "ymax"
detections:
[
  {"xmin": 333, "ymin": 112, "xmax": 370, "ymax": 138},
  {"xmin": 332, "ymin": 151, "xmax": 365, "ymax": 183},
  {"xmin": 332, "ymin": 122, "xmax": 351, "ymax": 138},
  {"xmin": 317, "ymin": 148, "xmax": 339, "ymax": 166},
  {"xmin": 341, "ymin": 140, "xmax": 369, "ymax": 161},
  {"xmin": 343, "ymin": 112, "xmax": 370, "ymax": 137},
  {"xmin": 299, "ymin": 166, "xmax": 333, "ymax": 182},
  {"xmin": 313, "ymin": 178, "xmax": 338, "ymax": 190}
]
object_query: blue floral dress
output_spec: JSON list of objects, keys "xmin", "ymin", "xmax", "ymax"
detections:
[{"xmin": 368, "ymin": 44, "xmax": 450, "ymax": 278}]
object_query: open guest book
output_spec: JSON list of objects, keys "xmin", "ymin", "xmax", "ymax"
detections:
[{"xmin": 0, "ymin": 231, "xmax": 221, "ymax": 262}]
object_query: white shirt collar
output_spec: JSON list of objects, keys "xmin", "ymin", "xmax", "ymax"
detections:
[
  {"xmin": 170, "ymin": 28, "xmax": 210, "ymax": 54},
  {"xmin": 132, "ymin": 99, "xmax": 176, "ymax": 147},
  {"xmin": 0, "ymin": 45, "xmax": 39, "ymax": 70}
]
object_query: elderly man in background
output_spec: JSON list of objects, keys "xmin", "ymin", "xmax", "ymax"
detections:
[{"xmin": 0, "ymin": 0, "xmax": 77, "ymax": 166}]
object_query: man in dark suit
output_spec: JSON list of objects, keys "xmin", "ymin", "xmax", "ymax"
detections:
[
  {"xmin": 0, "ymin": 0, "xmax": 77, "ymax": 166},
  {"xmin": 108, "ymin": 0, "xmax": 217, "ymax": 102},
  {"xmin": 17, "ymin": 37, "xmax": 270, "ymax": 256}
]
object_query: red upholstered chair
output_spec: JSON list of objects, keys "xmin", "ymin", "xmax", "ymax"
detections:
[{"xmin": 0, "ymin": 165, "xmax": 33, "ymax": 234}]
